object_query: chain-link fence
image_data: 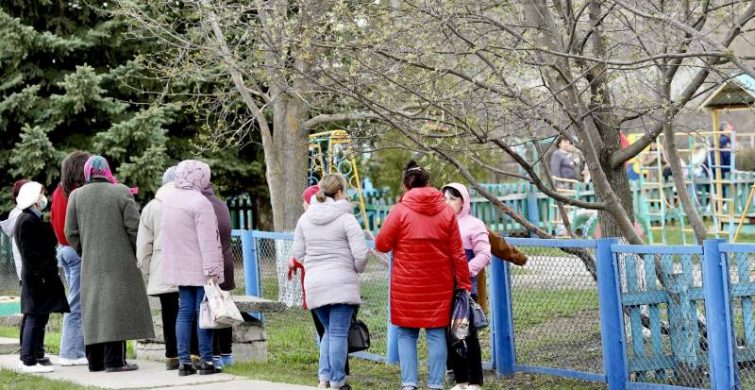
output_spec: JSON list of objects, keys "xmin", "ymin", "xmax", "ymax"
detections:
[
  {"xmin": 250, "ymin": 233, "xmax": 391, "ymax": 359},
  {"xmin": 724, "ymin": 250, "xmax": 755, "ymax": 389},
  {"xmin": 506, "ymin": 243, "xmax": 603, "ymax": 375},
  {"xmin": 616, "ymin": 250, "xmax": 710, "ymax": 388}
]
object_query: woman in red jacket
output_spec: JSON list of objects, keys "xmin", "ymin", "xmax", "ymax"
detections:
[{"xmin": 375, "ymin": 161, "xmax": 471, "ymax": 390}]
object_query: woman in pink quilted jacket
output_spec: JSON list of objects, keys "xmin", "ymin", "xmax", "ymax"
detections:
[
  {"xmin": 161, "ymin": 160, "xmax": 224, "ymax": 377},
  {"xmin": 442, "ymin": 183, "xmax": 492, "ymax": 390}
]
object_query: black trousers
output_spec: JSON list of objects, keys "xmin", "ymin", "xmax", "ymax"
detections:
[
  {"xmin": 86, "ymin": 341, "xmax": 126, "ymax": 371},
  {"xmin": 213, "ymin": 327, "xmax": 233, "ymax": 356},
  {"xmin": 20, "ymin": 313, "xmax": 49, "ymax": 366},
  {"xmin": 158, "ymin": 293, "xmax": 179, "ymax": 359},
  {"xmin": 312, "ymin": 310, "xmax": 350, "ymax": 375},
  {"xmin": 19, "ymin": 314, "xmax": 45, "ymax": 359},
  {"xmin": 448, "ymin": 297, "xmax": 484, "ymax": 386}
]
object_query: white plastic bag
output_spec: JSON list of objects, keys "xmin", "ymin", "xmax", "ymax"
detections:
[
  {"xmin": 203, "ymin": 280, "xmax": 244, "ymax": 327},
  {"xmin": 199, "ymin": 295, "xmax": 230, "ymax": 329}
]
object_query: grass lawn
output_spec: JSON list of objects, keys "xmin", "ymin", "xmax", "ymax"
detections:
[{"xmin": 0, "ymin": 369, "xmax": 96, "ymax": 390}]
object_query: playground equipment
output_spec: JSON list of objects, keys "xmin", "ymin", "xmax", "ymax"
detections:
[{"xmin": 308, "ymin": 130, "xmax": 369, "ymax": 229}]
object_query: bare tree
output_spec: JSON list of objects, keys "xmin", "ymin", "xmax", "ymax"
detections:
[
  {"xmin": 115, "ymin": 0, "xmax": 378, "ymax": 231},
  {"xmin": 308, "ymin": 0, "xmax": 755, "ymax": 244}
]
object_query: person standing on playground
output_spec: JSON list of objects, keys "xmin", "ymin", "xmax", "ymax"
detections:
[
  {"xmin": 292, "ymin": 174, "xmax": 369, "ymax": 390},
  {"xmin": 50, "ymin": 151, "xmax": 91, "ymax": 367},
  {"xmin": 549, "ymin": 137, "xmax": 579, "ymax": 181},
  {"xmin": 442, "ymin": 183, "xmax": 492, "ymax": 390},
  {"xmin": 65, "ymin": 155, "xmax": 154, "ymax": 373},
  {"xmin": 201, "ymin": 181, "xmax": 236, "ymax": 369},
  {"xmin": 161, "ymin": 160, "xmax": 224, "ymax": 377},
  {"xmin": 136, "ymin": 166, "xmax": 180, "ymax": 370},
  {"xmin": 14, "ymin": 181, "xmax": 70, "ymax": 373},
  {"xmin": 375, "ymin": 161, "xmax": 472, "ymax": 390}
]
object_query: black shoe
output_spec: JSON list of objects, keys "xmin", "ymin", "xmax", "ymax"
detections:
[
  {"xmin": 36, "ymin": 357, "xmax": 52, "ymax": 366},
  {"xmin": 166, "ymin": 358, "xmax": 180, "ymax": 371},
  {"xmin": 178, "ymin": 363, "xmax": 197, "ymax": 377},
  {"xmin": 89, "ymin": 366, "xmax": 105, "ymax": 373},
  {"xmin": 338, "ymin": 385, "xmax": 352, "ymax": 390},
  {"xmin": 105, "ymin": 363, "xmax": 139, "ymax": 373},
  {"xmin": 198, "ymin": 361, "xmax": 222, "ymax": 375}
]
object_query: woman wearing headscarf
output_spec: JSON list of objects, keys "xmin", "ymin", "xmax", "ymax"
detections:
[
  {"xmin": 201, "ymin": 181, "xmax": 236, "ymax": 369},
  {"xmin": 65, "ymin": 155, "xmax": 154, "ymax": 373},
  {"xmin": 14, "ymin": 181, "xmax": 70, "ymax": 373},
  {"xmin": 375, "ymin": 161, "xmax": 472, "ymax": 390},
  {"xmin": 161, "ymin": 160, "xmax": 224, "ymax": 377},
  {"xmin": 136, "ymin": 166, "xmax": 180, "ymax": 370},
  {"xmin": 50, "ymin": 151, "xmax": 91, "ymax": 367}
]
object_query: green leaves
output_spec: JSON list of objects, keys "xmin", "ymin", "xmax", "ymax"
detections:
[{"xmin": 10, "ymin": 124, "xmax": 65, "ymax": 182}]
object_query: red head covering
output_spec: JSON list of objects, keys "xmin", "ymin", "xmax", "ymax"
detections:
[{"xmin": 302, "ymin": 185, "xmax": 320, "ymax": 205}]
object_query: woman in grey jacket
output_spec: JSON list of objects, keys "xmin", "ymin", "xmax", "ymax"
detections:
[{"xmin": 292, "ymin": 174, "xmax": 368, "ymax": 390}]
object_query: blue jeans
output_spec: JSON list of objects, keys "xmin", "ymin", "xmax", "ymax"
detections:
[
  {"xmin": 58, "ymin": 246, "xmax": 85, "ymax": 359},
  {"xmin": 313, "ymin": 304, "xmax": 355, "ymax": 388},
  {"xmin": 177, "ymin": 286, "xmax": 213, "ymax": 364},
  {"xmin": 398, "ymin": 327, "xmax": 447, "ymax": 389}
]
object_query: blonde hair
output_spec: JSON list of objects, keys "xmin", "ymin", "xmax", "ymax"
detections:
[{"xmin": 315, "ymin": 174, "xmax": 348, "ymax": 202}]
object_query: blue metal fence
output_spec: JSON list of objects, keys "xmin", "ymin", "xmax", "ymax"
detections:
[{"xmin": 237, "ymin": 230, "xmax": 750, "ymax": 390}]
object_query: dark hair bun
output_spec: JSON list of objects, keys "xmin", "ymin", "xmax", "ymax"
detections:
[
  {"xmin": 402, "ymin": 160, "xmax": 430, "ymax": 190},
  {"xmin": 404, "ymin": 160, "xmax": 420, "ymax": 171}
]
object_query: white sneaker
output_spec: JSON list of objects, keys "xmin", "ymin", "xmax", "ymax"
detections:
[
  {"xmin": 17, "ymin": 362, "xmax": 54, "ymax": 373},
  {"xmin": 59, "ymin": 357, "xmax": 89, "ymax": 366},
  {"xmin": 450, "ymin": 385, "xmax": 468, "ymax": 390},
  {"xmin": 467, "ymin": 386, "xmax": 482, "ymax": 390}
]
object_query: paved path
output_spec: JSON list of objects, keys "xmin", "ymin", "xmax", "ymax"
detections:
[{"xmin": 0, "ymin": 354, "xmax": 316, "ymax": 389}]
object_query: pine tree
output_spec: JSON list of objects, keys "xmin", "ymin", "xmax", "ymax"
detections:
[{"xmin": 0, "ymin": 2, "xmax": 266, "ymax": 212}]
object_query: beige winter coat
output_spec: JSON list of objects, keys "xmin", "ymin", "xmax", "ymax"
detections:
[{"xmin": 136, "ymin": 183, "xmax": 179, "ymax": 296}]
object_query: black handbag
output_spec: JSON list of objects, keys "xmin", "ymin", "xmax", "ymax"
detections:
[
  {"xmin": 348, "ymin": 318, "xmax": 370, "ymax": 353},
  {"xmin": 470, "ymin": 300, "xmax": 489, "ymax": 329}
]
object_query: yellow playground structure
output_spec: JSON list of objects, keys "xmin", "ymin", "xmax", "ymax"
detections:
[{"xmin": 308, "ymin": 130, "xmax": 369, "ymax": 229}]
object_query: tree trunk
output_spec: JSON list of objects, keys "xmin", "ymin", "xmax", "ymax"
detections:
[
  {"xmin": 265, "ymin": 94, "xmax": 309, "ymax": 232},
  {"xmin": 600, "ymin": 150, "xmax": 635, "ymax": 239}
]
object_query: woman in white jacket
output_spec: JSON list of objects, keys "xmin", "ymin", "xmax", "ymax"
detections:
[
  {"xmin": 136, "ymin": 167, "xmax": 179, "ymax": 370},
  {"xmin": 292, "ymin": 174, "xmax": 368, "ymax": 390}
]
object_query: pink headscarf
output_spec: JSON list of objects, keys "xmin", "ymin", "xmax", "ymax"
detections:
[{"xmin": 83, "ymin": 155, "xmax": 139, "ymax": 195}]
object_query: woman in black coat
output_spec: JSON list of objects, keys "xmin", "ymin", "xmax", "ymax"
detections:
[{"xmin": 14, "ymin": 181, "xmax": 70, "ymax": 373}]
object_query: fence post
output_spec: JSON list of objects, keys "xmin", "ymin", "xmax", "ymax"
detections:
[
  {"xmin": 242, "ymin": 230, "xmax": 261, "ymax": 319},
  {"xmin": 489, "ymin": 255, "xmax": 515, "ymax": 376},
  {"xmin": 526, "ymin": 191, "xmax": 540, "ymax": 236},
  {"xmin": 596, "ymin": 238, "xmax": 627, "ymax": 390},
  {"xmin": 703, "ymin": 239, "xmax": 737, "ymax": 390}
]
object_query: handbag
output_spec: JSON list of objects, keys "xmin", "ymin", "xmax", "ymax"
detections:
[
  {"xmin": 470, "ymin": 300, "xmax": 488, "ymax": 329},
  {"xmin": 347, "ymin": 318, "xmax": 371, "ymax": 353},
  {"xmin": 199, "ymin": 295, "xmax": 230, "ymax": 329},
  {"xmin": 487, "ymin": 228, "xmax": 527, "ymax": 266},
  {"xmin": 203, "ymin": 280, "xmax": 244, "ymax": 327}
]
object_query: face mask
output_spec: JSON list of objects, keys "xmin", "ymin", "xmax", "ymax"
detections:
[{"xmin": 38, "ymin": 195, "xmax": 48, "ymax": 211}]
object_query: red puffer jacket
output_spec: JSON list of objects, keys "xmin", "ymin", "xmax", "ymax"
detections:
[{"xmin": 375, "ymin": 187, "xmax": 471, "ymax": 328}]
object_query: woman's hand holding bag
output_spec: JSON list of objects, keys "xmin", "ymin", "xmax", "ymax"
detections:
[{"xmin": 200, "ymin": 279, "xmax": 244, "ymax": 329}]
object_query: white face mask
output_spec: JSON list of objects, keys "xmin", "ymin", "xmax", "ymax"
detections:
[{"xmin": 38, "ymin": 195, "xmax": 48, "ymax": 211}]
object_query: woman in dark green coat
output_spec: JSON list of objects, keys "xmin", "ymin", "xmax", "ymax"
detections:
[{"xmin": 65, "ymin": 156, "xmax": 154, "ymax": 373}]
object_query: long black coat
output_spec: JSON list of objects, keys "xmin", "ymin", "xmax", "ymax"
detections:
[{"xmin": 14, "ymin": 209, "xmax": 70, "ymax": 315}]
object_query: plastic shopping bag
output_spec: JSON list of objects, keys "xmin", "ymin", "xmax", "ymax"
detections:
[
  {"xmin": 203, "ymin": 280, "xmax": 244, "ymax": 326},
  {"xmin": 199, "ymin": 295, "xmax": 230, "ymax": 329}
]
